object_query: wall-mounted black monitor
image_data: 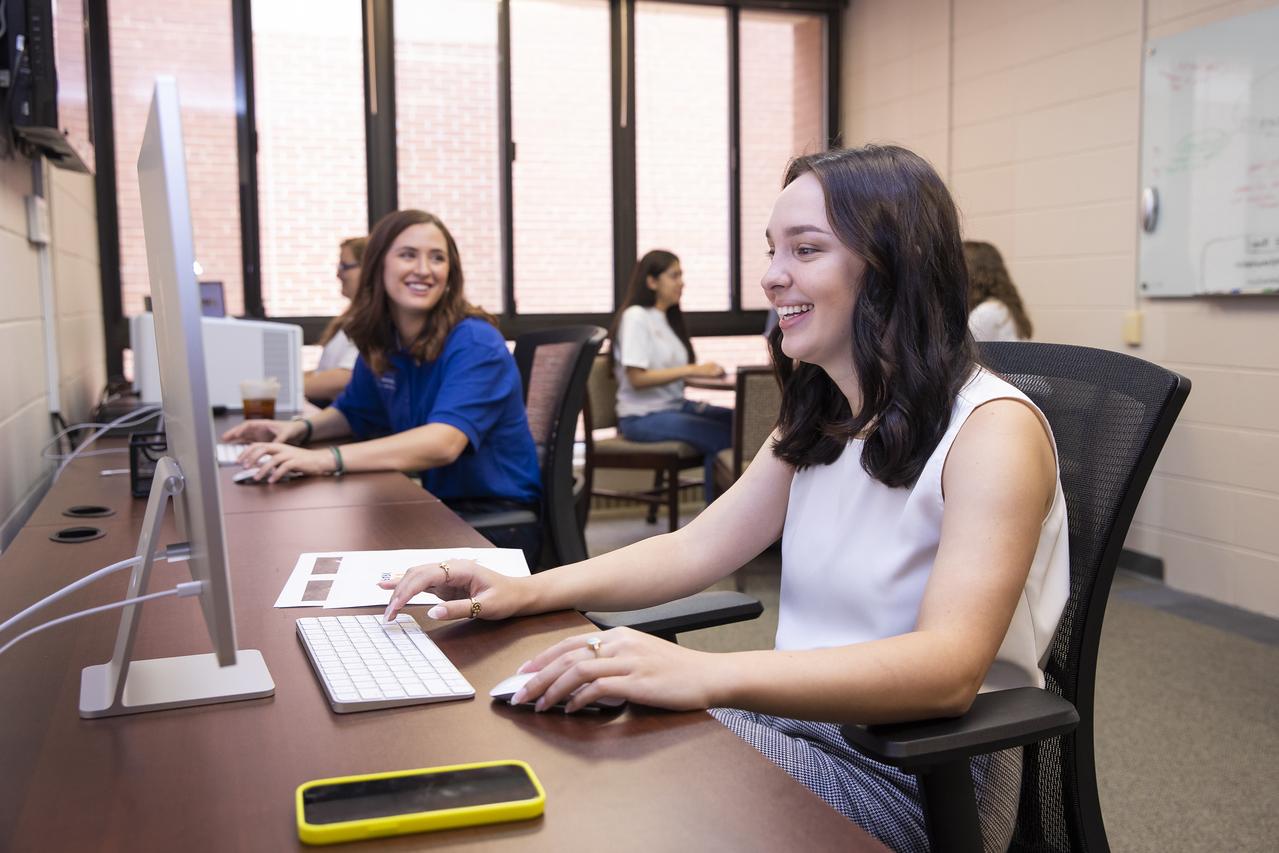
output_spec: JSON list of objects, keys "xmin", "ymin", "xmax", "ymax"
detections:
[{"xmin": 2, "ymin": 0, "xmax": 94, "ymax": 173}]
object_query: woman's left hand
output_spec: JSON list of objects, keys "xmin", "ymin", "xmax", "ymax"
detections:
[
  {"xmin": 239, "ymin": 442, "xmax": 336, "ymax": 483},
  {"xmin": 511, "ymin": 627, "xmax": 722, "ymax": 713}
]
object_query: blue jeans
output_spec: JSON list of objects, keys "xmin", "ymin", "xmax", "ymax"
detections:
[{"xmin": 619, "ymin": 400, "xmax": 733, "ymax": 503}]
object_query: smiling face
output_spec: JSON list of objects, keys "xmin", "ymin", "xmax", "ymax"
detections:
[
  {"xmin": 647, "ymin": 261, "xmax": 685, "ymax": 310},
  {"xmin": 762, "ymin": 172, "xmax": 866, "ymax": 380},
  {"xmin": 382, "ymin": 223, "xmax": 451, "ymax": 322}
]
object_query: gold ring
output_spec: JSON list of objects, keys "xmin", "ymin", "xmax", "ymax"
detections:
[
  {"xmin": 586, "ymin": 636, "xmax": 601, "ymax": 658},
  {"xmin": 439, "ymin": 561, "xmax": 451, "ymax": 585},
  {"xmin": 469, "ymin": 598, "xmax": 481, "ymax": 619}
]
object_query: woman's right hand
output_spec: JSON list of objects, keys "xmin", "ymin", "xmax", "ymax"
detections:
[
  {"xmin": 379, "ymin": 558, "xmax": 532, "ymax": 623},
  {"xmin": 690, "ymin": 361, "xmax": 726, "ymax": 378},
  {"xmin": 220, "ymin": 419, "xmax": 302, "ymax": 445}
]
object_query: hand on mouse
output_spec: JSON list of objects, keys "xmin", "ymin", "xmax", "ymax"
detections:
[
  {"xmin": 379, "ymin": 558, "xmax": 531, "ymax": 624},
  {"xmin": 511, "ymin": 627, "xmax": 722, "ymax": 714}
]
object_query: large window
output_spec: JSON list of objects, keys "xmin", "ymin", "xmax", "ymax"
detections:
[
  {"xmin": 108, "ymin": 0, "xmax": 241, "ymax": 318},
  {"xmin": 635, "ymin": 2, "xmax": 730, "ymax": 313},
  {"xmin": 94, "ymin": 1, "xmax": 837, "ymax": 374},
  {"xmin": 252, "ymin": 0, "xmax": 368, "ymax": 319},
  {"xmin": 510, "ymin": 0, "xmax": 613, "ymax": 314},
  {"xmin": 394, "ymin": 0, "xmax": 504, "ymax": 315},
  {"xmin": 740, "ymin": 9, "xmax": 826, "ymax": 309}
]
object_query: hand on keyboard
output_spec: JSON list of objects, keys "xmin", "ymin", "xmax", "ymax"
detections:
[{"xmin": 297, "ymin": 615, "xmax": 474, "ymax": 713}]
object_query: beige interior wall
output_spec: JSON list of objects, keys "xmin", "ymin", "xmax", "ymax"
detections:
[
  {"xmin": 841, "ymin": 0, "xmax": 1279, "ymax": 617},
  {"xmin": 0, "ymin": 154, "xmax": 104, "ymax": 547}
]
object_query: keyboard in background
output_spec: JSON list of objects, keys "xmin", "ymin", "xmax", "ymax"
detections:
[
  {"xmin": 296, "ymin": 615, "xmax": 475, "ymax": 713},
  {"xmin": 216, "ymin": 442, "xmax": 246, "ymax": 465}
]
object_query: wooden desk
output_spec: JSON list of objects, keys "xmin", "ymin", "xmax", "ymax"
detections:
[{"xmin": 0, "ymin": 456, "xmax": 884, "ymax": 852}]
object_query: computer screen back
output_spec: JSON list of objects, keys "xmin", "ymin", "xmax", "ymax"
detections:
[{"xmin": 136, "ymin": 76, "xmax": 238, "ymax": 666}]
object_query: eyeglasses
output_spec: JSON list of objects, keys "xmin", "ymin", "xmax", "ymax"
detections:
[{"xmin": 337, "ymin": 261, "xmax": 360, "ymax": 274}]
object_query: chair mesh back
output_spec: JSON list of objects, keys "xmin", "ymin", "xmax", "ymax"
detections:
[
  {"xmin": 979, "ymin": 342, "xmax": 1188, "ymax": 853},
  {"xmin": 525, "ymin": 342, "xmax": 577, "ymax": 468},
  {"xmin": 737, "ymin": 367, "xmax": 782, "ymax": 469},
  {"xmin": 587, "ymin": 355, "xmax": 619, "ymax": 430}
]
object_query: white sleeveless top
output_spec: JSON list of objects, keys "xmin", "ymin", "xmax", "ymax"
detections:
[{"xmin": 775, "ymin": 368, "xmax": 1069, "ymax": 692}]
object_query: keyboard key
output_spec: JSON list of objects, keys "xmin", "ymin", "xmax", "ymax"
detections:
[{"xmin": 296, "ymin": 614, "xmax": 474, "ymax": 713}]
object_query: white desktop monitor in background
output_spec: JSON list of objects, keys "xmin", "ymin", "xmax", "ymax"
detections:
[{"xmin": 79, "ymin": 76, "xmax": 273, "ymax": 718}]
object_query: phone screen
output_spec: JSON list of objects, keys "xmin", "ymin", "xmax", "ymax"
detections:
[{"xmin": 302, "ymin": 765, "xmax": 539, "ymax": 825}]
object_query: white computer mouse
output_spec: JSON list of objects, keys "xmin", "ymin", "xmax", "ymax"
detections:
[{"xmin": 489, "ymin": 671, "xmax": 625, "ymax": 710}]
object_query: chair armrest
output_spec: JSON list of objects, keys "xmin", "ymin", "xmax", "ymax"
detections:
[
  {"xmin": 585, "ymin": 591, "xmax": 763, "ymax": 641},
  {"xmin": 841, "ymin": 687, "xmax": 1079, "ymax": 772}
]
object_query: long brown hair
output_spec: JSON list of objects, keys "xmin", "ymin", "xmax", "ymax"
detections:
[
  {"xmin": 963, "ymin": 241, "xmax": 1032, "ymax": 339},
  {"xmin": 344, "ymin": 210, "xmax": 495, "ymax": 375},
  {"xmin": 318, "ymin": 235, "xmax": 368, "ymax": 347},
  {"xmin": 607, "ymin": 249, "xmax": 695, "ymax": 366},
  {"xmin": 770, "ymin": 145, "xmax": 976, "ymax": 488}
]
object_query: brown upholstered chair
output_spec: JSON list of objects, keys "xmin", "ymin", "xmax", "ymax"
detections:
[
  {"xmin": 583, "ymin": 354, "xmax": 703, "ymax": 532},
  {"xmin": 712, "ymin": 365, "xmax": 782, "ymax": 496}
]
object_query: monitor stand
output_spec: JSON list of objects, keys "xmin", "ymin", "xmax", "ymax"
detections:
[{"xmin": 79, "ymin": 456, "xmax": 274, "ymax": 718}]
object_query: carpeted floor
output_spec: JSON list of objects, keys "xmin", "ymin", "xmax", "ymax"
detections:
[{"xmin": 585, "ymin": 512, "xmax": 1279, "ymax": 853}]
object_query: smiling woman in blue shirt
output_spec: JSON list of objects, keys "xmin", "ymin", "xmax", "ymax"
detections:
[{"xmin": 222, "ymin": 209, "xmax": 541, "ymax": 552}]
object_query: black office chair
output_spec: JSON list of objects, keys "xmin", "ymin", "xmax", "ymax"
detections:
[
  {"xmin": 840, "ymin": 342, "xmax": 1190, "ymax": 853},
  {"xmin": 462, "ymin": 326, "xmax": 605, "ymax": 570},
  {"xmin": 468, "ymin": 326, "xmax": 762, "ymax": 641}
]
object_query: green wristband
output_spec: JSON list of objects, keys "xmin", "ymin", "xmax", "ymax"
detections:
[
  {"xmin": 293, "ymin": 417, "xmax": 313, "ymax": 445},
  {"xmin": 329, "ymin": 445, "xmax": 345, "ymax": 477}
]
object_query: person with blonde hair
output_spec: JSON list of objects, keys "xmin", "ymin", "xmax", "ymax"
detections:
[
  {"xmin": 304, "ymin": 235, "xmax": 368, "ymax": 403},
  {"xmin": 964, "ymin": 240, "xmax": 1033, "ymax": 342}
]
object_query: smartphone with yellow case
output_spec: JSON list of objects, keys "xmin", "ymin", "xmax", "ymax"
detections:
[{"xmin": 296, "ymin": 760, "xmax": 545, "ymax": 845}]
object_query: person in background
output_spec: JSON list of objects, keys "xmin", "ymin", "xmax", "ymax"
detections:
[
  {"xmin": 383, "ymin": 145, "xmax": 1068, "ymax": 853},
  {"xmin": 222, "ymin": 209, "xmax": 542, "ymax": 560},
  {"xmin": 609, "ymin": 250, "xmax": 733, "ymax": 503},
  {"xmin": 963, "ymin": 240, "xmax": 1033, "ymax": 342},
  {"xmin": 303, "ymin": 236, "xmax": 367, "ymax": 404}
]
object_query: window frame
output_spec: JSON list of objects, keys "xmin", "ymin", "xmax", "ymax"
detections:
[{"xmin": 91, "ymin": 0, "xmax": 840, "ymax": 366}]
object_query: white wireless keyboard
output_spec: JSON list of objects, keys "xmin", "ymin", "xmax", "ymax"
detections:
[
  {"xmin": 296, "ymin": 614, "xmax": 475, "ymax": 713},
  {"xmin": 216, "ymin": 442, "xmax": 247, "ymax": 465},
  {"xmin": 217, "ymin": 442, "xmax": 270, "ymax": 467}
]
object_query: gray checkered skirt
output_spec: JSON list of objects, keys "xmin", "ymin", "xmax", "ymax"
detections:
[{"xmin": 711, "ymin": 708, "xmax": 1020, "ymax": 853}]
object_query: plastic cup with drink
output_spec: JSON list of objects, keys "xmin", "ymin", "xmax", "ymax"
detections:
[{"xmin": 240, "ymin": 377, "xmax": 281, "ymax": 420}]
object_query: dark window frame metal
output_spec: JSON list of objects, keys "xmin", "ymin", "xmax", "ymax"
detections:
[{"xmin": 93, "ymin": 0, "xmax": 841, "ymax": 360}]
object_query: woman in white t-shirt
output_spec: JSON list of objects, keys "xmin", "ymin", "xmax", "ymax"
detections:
[
  {"xmin": 964, "ymin": 240, "xmax": 1033, "ymax": 342},
  {"xmin": 382, "ymin": 146, "xmax": 1068, "ymax": 852},
  {"xmin": 304, "ymin": 236, "xmax": 367, "ymax": 403},
  {"xmin": 608, "ymin": 250, "xmax": 733, "ymax": 501}
]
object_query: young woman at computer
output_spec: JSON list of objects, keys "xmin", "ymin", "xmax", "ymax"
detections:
[
  {"xmin": 221, "ymin": 209, "xmax": 541, "ymax": 551},
  {"xmin": 963, "ymin": 240, "xmax": 1033, "ymax": 342},
  {"xmin": 381, "ymin": 146, "xmax": 1069, "ymax": 852},
  {"xmin": 609, "ymin": 250, "xmax": 732, "ymax": 501},
  {"xmin": 303, "ymin": 236, "xmax": 367, "ymax": 403}
]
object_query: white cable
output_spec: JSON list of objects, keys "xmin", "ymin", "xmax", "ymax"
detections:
[
  {"xmin": 0, "ymin": 543, "xmax": 190, "ymax": 637},
  {"xmin": 0, "ymin": 581, "xmax": 205, "ymax": 659},
  {"xmin": 52, "ymin": 405, "xmax": 163, "ymax": 482},
  {"xmin": 42, "ymin": 405, "xmax": 163, "ymax": 460}
]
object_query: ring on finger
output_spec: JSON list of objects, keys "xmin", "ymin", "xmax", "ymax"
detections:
[
  {"xmin": 469, "ymin": 598, "xmax": 481, "ymax": 619},
  {"xmin": 439, "ymin": 561, "xmax": 451, "ymax": 585},
  {"xmin": 586, "ymin": 636, "xmax": 601, "ymax": 658}
]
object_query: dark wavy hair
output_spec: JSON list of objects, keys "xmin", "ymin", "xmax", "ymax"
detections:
[
  {"xmin": 963, "ymin": 240, "xmax": 1033, "ymax": 339},
  {"xmin": 769, "ymin": 145, "xmax": 976, "ymax": 488},
  {"xmin": 344, "ymin": 209, "xmax": 495, "ymax": 375},
  {"xmin": 607, "ymin": 249, "xmax": 695, "ymax": 365},
  {"xmin": 318, "ymin": 235, "xmax": 368, "ymax": 347}
]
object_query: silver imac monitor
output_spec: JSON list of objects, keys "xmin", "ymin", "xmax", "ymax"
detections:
[{"xmin": 79, "ymin": 76, "xmax": 273, "ymax": 718}]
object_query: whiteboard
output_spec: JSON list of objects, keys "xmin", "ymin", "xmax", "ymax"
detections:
[{"xmin": 1139, "ymin": 6, "xmax": 1279, "ymax": 297}]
